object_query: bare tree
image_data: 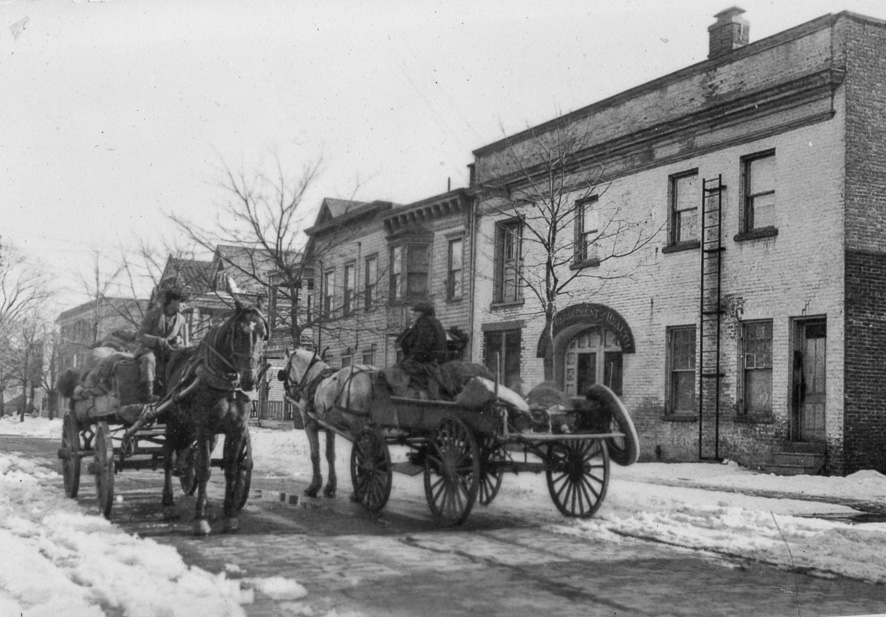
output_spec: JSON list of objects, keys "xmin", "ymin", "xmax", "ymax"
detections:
[
  {"xmin": 169, "ymin": 153, "xmax": 326, "ymax": 349},
  {"xmin": 477, "ymin": 118, "xmax": 663, "ymax": 379},
  {"xmin": 0, "ymin": 238, "xmax": 52, "ymax": 415}
]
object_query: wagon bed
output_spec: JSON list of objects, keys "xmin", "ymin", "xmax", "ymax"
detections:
[{"xmin": 312, "ymin": 381, "xmax": 639, "ymax": 526}]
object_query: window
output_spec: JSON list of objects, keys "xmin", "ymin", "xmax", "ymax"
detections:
[
  {"xmin": 484, "ymin": 329, "xmax": 522, "ymax": 392},
  {"xmin": 743, "ymin": 151, "xmax": 775, "ymax": 231},
  {"xmin": 670, "ymin": 171, "xmax": 698, "ymax": 244},
  {"xmin": 341, "ymin": 355, "xmax": 351, "ymax": 368},
  {"xmin": 364, "ymin": 255, "xmax": 377, "ymax": 310},
  {"xmin": 741, "ymin": 321, "xmax": 773, "ymax": 415},
  {"xmin": 362, "ymin": 347, "xmax": 376, "ymax": 365},
  {"xmin": 494, "ymin": 219, "xmax": 522, "ymax": 303},
  {"xmin": 575, "ymin": 196, "xmax": 600, "ymax": 263},
  {"xmin": 447, "ymin": 237, "xmax": 463, "ymax": 299},
  {"xmin": 389, "ymin": 243, "xmax": 429, "ymax": 301},
  {"xmin": 667, "ymin": 326, "xmax": 696, "ymax": 414},
  {"xmin": 343, "ymin": 263, "xmax": 356, "ymax": 316},
  {"xmin": 322, "ymin": 270, "xmax": 335, "ymax": 315}
]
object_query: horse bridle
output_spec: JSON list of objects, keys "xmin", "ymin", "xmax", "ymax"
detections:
[
  {"xmin": 200, "ymin": 309, "xmax": 268, "ymax": 387},
  {"xmin": 287, "ymin": 352, "xmax": 325, "ymax": 403}
]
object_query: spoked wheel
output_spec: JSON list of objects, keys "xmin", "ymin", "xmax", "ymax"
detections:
[
  {"xmin": 586, "ymin": 384, "xmax": 640, "ymax": 467},
  {"xmin": 235, "ymin": 431, "xmax": 253, "ymax": 512},
  {"xmin": 177, "ymin": 443, "xmax": 198, "ymax": 496},
  {"xmin": 60, "ymin": 413, "xmax": 82, "ymax": 498},
  {"xmin": 350, "ymin": 428, "xmax": 392, "ymax": 512},
  {"xmin": 545, "ymin": 438, "xmax": 609, "ymax": 519},
  {"xmin": 477, "ymin": 436, "xmax": 505, "ymax": 507},
  {"xmin": 424, "ymin": 418, "xmax": 480, "ymax": 526},
  {"xmin": 93, "ymin": 421, "xmax": 115, "ymax": 519}
]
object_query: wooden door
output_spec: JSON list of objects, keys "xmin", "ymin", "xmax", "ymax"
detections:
[{"xmin": 799, "ymin": 322, "xmax": 826, "ymax": 442}]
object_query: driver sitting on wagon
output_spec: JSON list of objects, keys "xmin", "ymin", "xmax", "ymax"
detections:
[{"xmin": 135, "ymin": 285, "xmax": 190, "ymax": 404}]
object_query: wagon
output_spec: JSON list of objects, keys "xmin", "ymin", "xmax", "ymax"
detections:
[
  {"xmin": 56, "ymin": 359, "xmax": 250, "ymax": 518},
  {"xmin": 305, "ymin": 379, "xmax": 639, "ymax": 526}
]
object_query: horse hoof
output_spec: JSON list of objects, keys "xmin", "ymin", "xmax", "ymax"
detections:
[
  {"xmin": 162, "ymin": 506, "xmax": 179, "ymax": 521},
  {"xmin": 323, "ymin": 487, "xmax": 336, "ymax": 498},
  {"xmin": 193, "ymin": 519, "xmax": 211, "ymax": 536},
  {"xmin": 304, "ymin": 487, "xmax": 320, "ymax": 498},
  {"xmin": 224, "ymin": 517, "xmax": 240, "ymax": 534}
]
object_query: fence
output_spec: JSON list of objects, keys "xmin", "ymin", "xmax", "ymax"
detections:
[{"xmin": 253, "ymin": 399, "xmax": 296, "ymax": 422}]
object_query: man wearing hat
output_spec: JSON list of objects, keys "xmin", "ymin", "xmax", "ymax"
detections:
[
  {"xmin": 400, "ymin": 300, "xmax": 447, "ymax": 364},
  {"xmin": 135, "ymin": 285, "xmax": 189, "ymax": 403},
  {"xmin": 398, "ymin": 300, "xmax": 448, "ymax": 398}
]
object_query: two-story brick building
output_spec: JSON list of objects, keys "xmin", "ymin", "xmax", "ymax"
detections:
[{"xmin": 470, "ymin": 8, "xmax": 886, "ymax": 475}]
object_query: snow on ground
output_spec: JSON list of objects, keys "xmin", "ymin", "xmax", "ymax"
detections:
[{"xmin": 3, "ymin": 416, "xmax": 886, "ymax": 616}]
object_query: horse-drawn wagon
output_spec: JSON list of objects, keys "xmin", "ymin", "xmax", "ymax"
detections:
[
  {"xmin": 281, "ymin": 349, "xmax": 640, "ymax": 526},
  {"xmin": 57, "ymin": 297, "xmax": 267, "ymax": 535}
]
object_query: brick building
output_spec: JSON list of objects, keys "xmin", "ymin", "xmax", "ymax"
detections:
[{"xmin": 470, "ymin": 8, "xmax": 886, "ymax": 474}]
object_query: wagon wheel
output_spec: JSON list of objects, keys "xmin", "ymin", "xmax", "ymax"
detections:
[
  {"xmin": 477, "ymin": 436, "xmax": 505, "ymax": 507},
  {"xmin": 93, "ymin": 421, "xmax": 115, "ymax": 519},
  {"xmin": 177, "ymin": 443, "xmax": 198, "ymax": 496},
  {"xmin": 60, "ymin": 413, "xmax": 82, "ymax": 498},
  {"xmin": 545, "ymin": 438, "xmax": 609, "ymax": 519},
  {"xmin": 235, "ymin": 431, "xmax": 253, "ymax": 511},
  {"xmin": 424, "ymin": 417, "xmax": 480, "ymax": 526},
  {"xmin": 586, "ymin": 384, "xmax": 640, "ymax": 467},
  {"xmin": 350, "ymin": 428, "xmax": 392, "ymax": 512}
]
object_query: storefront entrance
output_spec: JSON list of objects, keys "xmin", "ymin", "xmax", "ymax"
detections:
[{"xmin": 563, "ymin": 327, "xmax": 623, "ymax": 396}]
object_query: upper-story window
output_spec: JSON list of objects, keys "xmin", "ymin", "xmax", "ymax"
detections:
[
  {"xmin": 494, "ymin": 219, "xmax": 522, "ymax": 304},
  {"xmin": 742, "ymin": 150, "xmax": 775, "ymax": 231},
  {"xmin": 322, "ymin": 269, "xmax": 335, "ymax": 316},
  {"xmin": 364, "ymin": 255, "xmax": 377, "ymax": 310},
  {"xmin": 575, "ymin": 196, "xmax": 600, "ymax": 264},
  {"xmin": 670, "ymin": 170, "xmax": 698, "ymax": 244},
  {"xmin": 343, "ymin": 263, "xmax": 356, "ymax": 316},
  {"xmin": 447, "ymin": 237, "xmax": 463, "ymax": 300},
  {"xmin": 389, "ymin": 243, "xmax": 429, "ymax": 301}
]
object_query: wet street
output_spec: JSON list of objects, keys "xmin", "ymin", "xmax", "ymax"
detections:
[{"xmin": 7, "ymin": 434, "xmax": 886, "ymax": 617}]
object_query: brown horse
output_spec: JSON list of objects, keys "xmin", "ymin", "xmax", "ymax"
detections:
[{"xmin": 160, "ymin": 297, "xmax": 268, "ymax": 535}]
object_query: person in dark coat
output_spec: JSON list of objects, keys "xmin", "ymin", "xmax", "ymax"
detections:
[
  {"xmin": 398, "ymin": 301, "xmax": 448, "ymax": 398},
  {"xmin": 135, "ymin": 286, "xmax": 189, "ymax": 403},
  {"xmin": 400, "ymin": 301, "xmax": 447, "ymax": 364}
]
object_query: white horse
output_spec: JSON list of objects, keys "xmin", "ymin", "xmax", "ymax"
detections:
[{"xmin": 280, "ymin": 348, "xmax": 376, "ymax": 498}]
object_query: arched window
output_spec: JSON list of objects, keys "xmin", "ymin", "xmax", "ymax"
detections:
[{"xmin": 563, "ymin": 327, "xmax": 622, "ymax": 396}]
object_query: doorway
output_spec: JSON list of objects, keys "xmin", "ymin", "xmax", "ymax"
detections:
[
  {"xmin": 564, "ymin": 327, "xmax": 622, "ymax": 396},
  {"xmin": 792, "ymin": 319, "xmax": 826, "ymax": 442}
]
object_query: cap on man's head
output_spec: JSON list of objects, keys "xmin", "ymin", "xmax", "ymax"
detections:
[{"xmin": 411, "ymin": 300, "xmax": 435, "ymax": 315}]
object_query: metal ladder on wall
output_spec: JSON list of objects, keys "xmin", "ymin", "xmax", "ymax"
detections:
[{"xmin": 699, "ymin": 176, "xmax": 725, "ymax": 461}]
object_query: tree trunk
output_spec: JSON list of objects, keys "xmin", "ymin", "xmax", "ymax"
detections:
[{"xmin": 542, "ymin": 311, "xmax": 555, "ymax": 381}]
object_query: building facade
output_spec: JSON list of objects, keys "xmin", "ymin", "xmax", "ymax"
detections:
[
  {"xmin": 469, "ymin": 9, "xmax": 886, "ymax": 475},
  {"xmin": 304, "ymin": 191, "xmax": 474, "ymax": 368}
]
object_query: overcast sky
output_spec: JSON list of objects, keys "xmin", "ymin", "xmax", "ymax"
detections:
[{"xmin": 2, "ymin": 0, "xmax": 884, "ymax": 310}]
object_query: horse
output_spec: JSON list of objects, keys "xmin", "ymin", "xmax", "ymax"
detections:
[
  {"xmin": 159, "ymin": 297, "xmax": 268, "ymax": 535},
  {"xmin": 279, "ymin": 348, "xmax": 495, "ymax": 499},
  {"xmin": 279, "ymin": 348, "xmax": 376, "ymax": 498}
]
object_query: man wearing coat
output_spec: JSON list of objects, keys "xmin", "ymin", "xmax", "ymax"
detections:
[
  {"xmin": 135, "ymin": 287, "xmax": 189, "ymax": 403},
  {"xmin": 398, "ymin": 300, "xmax": 448, "ymax": 398}
]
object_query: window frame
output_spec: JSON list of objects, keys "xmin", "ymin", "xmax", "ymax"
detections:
[
  {"xmin": 574, "ymin": 195, "xmax": 600, "ymax": 264},
  {"xmin": 483, "ymin": 328, "xmax": 522, "ymax": 392},
  {"xmin": 343, "ymin": 262, "xmax": 356, "ymax": 316},
  {"xmin": 493, "ymin": 218, "xmax": 523, "ymax": 304},
  {"xmin": 739, "ymin": 319, "xmax": 774, "ymax": 417},
  {"xmin": 389, "ymin": 242, "xmax": 430, "ymax": 302},
  {"xmin": 741, "ymin": 150, "xmax": 776, "ymax": 233},
  {"xmin": 364, "ymin": 254, "xmax": 378, "ymax": 311},
  {"xmin": 322, "ymin": 269, "xmax": 335, "ymax": 316},
  {"xmin": 446, "ymin": 236, "xmax": 464, "ymax": 300},
  {"xmin": 666, "ymin": 325, "xmax": 697, "ymax": 416},
  {"xmin": 669, "ymin": 169, "xmax": 699, "ymax": 246}
]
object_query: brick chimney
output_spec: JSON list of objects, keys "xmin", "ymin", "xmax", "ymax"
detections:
[{"xmin": 708, "ymin": 7, "xmax": 749, "ymax": 59}]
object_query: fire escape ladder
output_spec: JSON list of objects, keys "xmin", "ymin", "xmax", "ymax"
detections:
[{"xmin": 699, "ymin": 175, "xmax": 725, "ymax": 461}]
